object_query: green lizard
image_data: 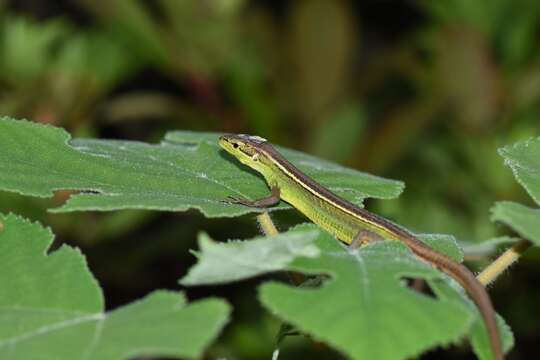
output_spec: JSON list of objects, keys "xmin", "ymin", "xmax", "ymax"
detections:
[{"xmin": 219, "ymin": 133, "xmax": 503, "ymax": 360}]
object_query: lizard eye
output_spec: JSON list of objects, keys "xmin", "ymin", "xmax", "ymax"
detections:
[{"xmin": 233, "ymin": 143, "xmax": 238, "ymax": 149}]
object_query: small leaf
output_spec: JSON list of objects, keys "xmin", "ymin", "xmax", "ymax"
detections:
[
  {"xmin": 496, "ymin": 137, "xmax": 540, "ymax": 246},
  {"xmin": 0, "ymin": 117, "xmax": 403, "ymax": 217},
  {"xmin": 462, "ymin": 236, "xmax": 518, "ymax": 257},
  {"xmin": 491, "ymin": 201, "xmax": 540, "ymax": 245},
  {"xmin": 0, "ymin": 213, "xmax": 229, "ymax": 360},
  {"xmin": 498, "ymin": 136, "xmax": 540, "ymax": 205},
  {"xmin": 182, "ymin": 225, "xmax": 512, "ymax": 360},
  {"xmin": 181, "ymin": 231, "xmax": 320, "ymax": 285}
]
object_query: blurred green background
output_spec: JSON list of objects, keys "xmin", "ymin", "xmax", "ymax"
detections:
[{"xmin": 1, "ymin": 1, "xmax": 539, "ymax": 359}]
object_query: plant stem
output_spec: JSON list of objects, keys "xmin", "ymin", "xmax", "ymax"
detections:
[
  {"xmin": 477, "ymin": 238, "xmax": 532, "ymax": 286},
  {"xmin": 256, "ymin": 212, "xmax": 279, "ymax": 236},
  {"xmin": 256, "ymin": 212, "xmax": 307, "ymax": 285}
]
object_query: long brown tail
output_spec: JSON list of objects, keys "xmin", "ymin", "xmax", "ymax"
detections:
[{"xmin": 408, "ymin": 239, "xmax": 504, "ymax": 360}]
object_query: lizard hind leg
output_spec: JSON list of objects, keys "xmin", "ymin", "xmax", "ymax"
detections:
[{"xmin": 349, "ymin": 230, "xmax": 384, "ymax": 250}]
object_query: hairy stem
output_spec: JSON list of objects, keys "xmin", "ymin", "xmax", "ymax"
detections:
[
  {"xmin": 477, "ymin": 238, "xmax": 532, "ymax": 286},
  {"xmin": 256, "ymin": 212, "xmax": 279, "ymax": 236}
]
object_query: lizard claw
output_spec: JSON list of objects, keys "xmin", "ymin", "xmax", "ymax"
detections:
[{"xmin": 222, "ymin": 195, "xmax": 252, "ymax": 206}]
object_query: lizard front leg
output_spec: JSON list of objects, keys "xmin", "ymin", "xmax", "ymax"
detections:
[{"xmin": 225, "ymin": 186, "xmax": 281, "ymax": 208}]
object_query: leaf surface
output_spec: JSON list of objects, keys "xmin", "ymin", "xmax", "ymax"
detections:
[
  {"xmin": 181, "ymin": 231, "xmax": 320, "ymax": 285},
  {"xmin": 0, "ymin": 213, "xmax": 229, "ymax": 360},
  {"xmin": 495, "ymin": 137, "xmax": 540, "ymax": 245},
  {"xmin": 182, "ymin": 225, "xmax": 512, "ymax": 360},
  {"xmin": 498, "ymin": 137, "xmax": 540, "ymax": 205},
  {"xmin": 491, "ymin": 201, "xmax": 540, "ymax": 245},
  {"xmin": 0, "ymin": 117, "xmax": 403, "ymax": 217}
]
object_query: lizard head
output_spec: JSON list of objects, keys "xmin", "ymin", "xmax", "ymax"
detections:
[{"xmin": 219, "ymin": 134, "xmax": 275, "ymax": 175}]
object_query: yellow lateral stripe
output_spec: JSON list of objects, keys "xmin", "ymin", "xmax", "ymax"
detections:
[{"xmin": 262, "ymin": 148, "xmax": 392, "ymax": 238}]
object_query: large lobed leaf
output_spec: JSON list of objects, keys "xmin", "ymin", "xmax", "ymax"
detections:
[
  {"xmin": 0, "ymin": 117, "xmax": 403, "ymax": 217},
  {"xmin": 0, "ymin": 212, "xmax": 229, "ymax": 360},
  {"xmin": 493, "ymin": 137, "xmax": 540, "ymax": 245},
  {"xmin": 182, "ymin": 225, "xmax": 513, "ymax": 360}
]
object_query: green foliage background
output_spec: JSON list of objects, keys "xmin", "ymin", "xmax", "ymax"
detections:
[{"xmin": 0, "ymin": 1, "xmax": 539, "ymax": 359}]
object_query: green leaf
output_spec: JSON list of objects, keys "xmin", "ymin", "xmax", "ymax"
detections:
[
  {"xmin": 181, "ymin": 231, "xmax": 320, "ymax": 285},
  {"xmin": 470, "ymin": 313, "xmax": 513, "ymax": 360},
  {"xmin": 167, "ymin": 131, "xmax": 404, "ymax": 205},
  {"xmin": 0, "ymin": 212, "xmax": 229, "ymax": 360},
  {"xmin": 498, "ymin": 136, "xmax": 540, "ymax": 205},
  {"xmin": 417, "ymin": 233, "xmax": 464, "ymax": 262},
  {"xmin": 0, "ymin": 117, "xmax": 403, "ymax": 217},
  {"xmin": 182, "ymin": 225, "xmax": 512, "ymax": 360},
  {"xmin": 495, "ymin": 137, "xmax": 540, "ymax": 245},
  {"xmin": 461, "ymin": 236, "xmax": 518, "ymax": 257},
  {"xmin": 491, "ymin": 201, "xmax": 540, "ymax": 245}
]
